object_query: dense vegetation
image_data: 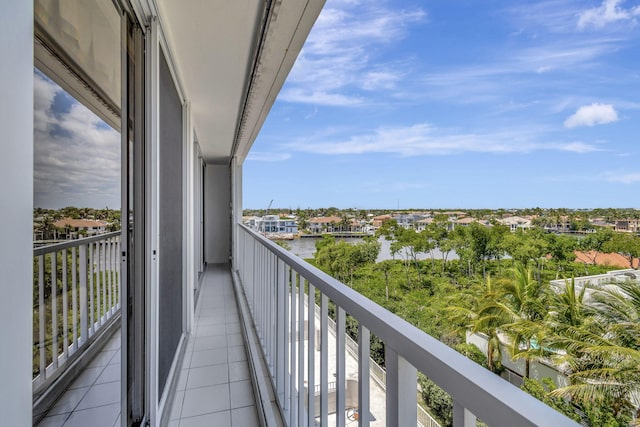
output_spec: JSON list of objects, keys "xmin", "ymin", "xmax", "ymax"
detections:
[{"xmin": 308, "ymin": 220, "xmax": 640, "ymax": 426}]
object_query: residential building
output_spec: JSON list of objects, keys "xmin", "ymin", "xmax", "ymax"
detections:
[
  {"xmin": 1, "ymin": 2, "xmax": 578, "ymax": 427},
  {"xmin": 453, "ymin": 217, "xmax": 477, "ymax": 227},
  {"xmin": 391, "ymin": 213, "xmax": 424, "ymax": 229},
  {"xmin": 250, "ymin": 215, "xmax": 299, "ymax": 234},
  {"xmin": 614, "ymin": 219, "xmax": 640, "ymax": 233},
  {"xmin": 308, "ymin": 216, "xmax": 342, "ymax": 233},
  {"xmin": 415, "ymin": 217, "xmax": 433, "ymax": 232},
  {"xmin": 53, "ymin": 218, "xmax": 109, "ymax": 239},
  {"xmin": 372, "ymin": 214, "xmax": 392, "ymax": 228},
  {"xmin": 498, "ymin": 216, "xmax": 532, "ymax": 232}
]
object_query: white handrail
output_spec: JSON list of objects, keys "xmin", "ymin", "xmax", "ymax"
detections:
[
  {"xmin": 237, "ymin": 224, "xmax": 580, "ymax": 427},
  {"xmin": 32, "ymin": 232, "xmax": 121, "ymax": 394}
]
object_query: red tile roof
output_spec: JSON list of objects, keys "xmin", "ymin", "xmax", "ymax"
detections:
[{"xmin": 574, "ymin": 251, "xmax": 639, "ymax": 268}]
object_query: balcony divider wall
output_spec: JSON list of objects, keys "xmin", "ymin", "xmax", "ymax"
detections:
[{"xmin": 0, "ymin": 2, "xmax": 34, "ymax": 426}]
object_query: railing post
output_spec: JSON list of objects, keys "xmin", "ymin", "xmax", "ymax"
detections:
[
  {"xmin": 101, "ymin": 240, "xmax": 106, "ymax": 324},
  {"xmin": 290, "ymin": 272, "xmax": 298, "ymax": 426},
  {"xmin": 385, "ymin": 346, "xmax": 417, "ymax": 427},
  {"xmin": 453, "ymin": 401, "xmax": 476, "ymax": 427},
  {"xmin": 320, "ymin": 294, "xmax": 329, "ymax": 427},
  {"xmin": 89, "ymin": 241, "xmax": 95, "ymax": 335},
  {"xmin": 51, "ymin": 250, "xmax": 58, "ymax": 370},
  {"xmin": 283, "ymin": 265, "xmax": 291, "ymax": 416},
  {"xmin": 38, "ymin": 255, "xmax": 46, "ymax": 381},
  {"xmin": 107, "ymin": 237, "xmax": 112, "ymax": 317},
  {"xmin": 298, "ymin": 277, "xmax": 306, "ymax": 427},
  {"xmin": 336, "ymin": 307, "xmax": 346, "ymax": 427},
  {"xmin": 358, "ymin": 325, "xmax": 370, "ymax": 427},
  {"xmin": 107, "ymin": 237, "xmax": 112, "ymax": 314},
  {"xmin": 62, "ymin": 248, "xmax": 69, "ymax": 359},
  {"xmin": 71, "ymin": 246, "xmax": 77, "ymax": 351},
  {"xmin": 307, "ymin": 284, "xmax": 316, "ymax": 426},
  {"xmin": 276, "ymin": 259, "xmax": 286, "ymax": 405},
  {"xmin": 79, "ymin": 244, "xmax": 88, "ymax": 345}
]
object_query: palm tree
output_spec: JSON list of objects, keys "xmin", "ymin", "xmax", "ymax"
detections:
[
  {"xmin": 448, "ymin": 274, "xmax": 507, "ymax": 372},
  {"xmin": 554, "ymin": 280, "xmax": 640, "ymax": 419},
  {"xmin": 490, "ymin": 264, "xmax": 547, "ymax": 378},
  {"xmin": 545, "ymin": 278, "xmax": 589, "ymax": 348}
]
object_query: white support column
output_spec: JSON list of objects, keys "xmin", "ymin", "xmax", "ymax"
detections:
[
  {"xmin": 385, "ymin": 347, "xmax": 417, "ymax": 427},
  {"xmin": 183, "ymin": 100, "xmax": 194, "ymax": 332},
  {"xmin": 453, "ymin": 401, "xmax": 477, "ymax": 427},
  {"xmin": 231, "ymin": 157, "xmax": 243, "ymax": 270},
  {"xmin": 0, "ymin": 2, "xmax": 33, "ymax": 425},
  {"xmin": 146, "ymin": 16, "xmax": 160, "ymax": 427}
]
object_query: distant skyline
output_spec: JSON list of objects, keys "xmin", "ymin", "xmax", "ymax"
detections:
[{"xmin": 243, "ymin": 0, "xmax": 640, "ymax": 209}]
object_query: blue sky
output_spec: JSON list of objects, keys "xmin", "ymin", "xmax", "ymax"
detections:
[{"xmin": 243, "ymin": 0, "xmax": 640, "ymax": 210}]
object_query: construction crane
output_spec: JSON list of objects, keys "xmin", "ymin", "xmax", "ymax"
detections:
[{"xmin": 266, "ymin": 199, "xmax": 273, "ymax": 215}]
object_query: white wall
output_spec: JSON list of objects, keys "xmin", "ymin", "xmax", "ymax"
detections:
[
  {"xmin": 468, "ymin": 332, "xmax": 568, "ymax": 388},
  {"xmin": 204, "ymin": 164, "xmax": 231, "ymax": 264},
  {"xmin": 0, "ymin": 2, "xmax": 33, "ymax": 425}
]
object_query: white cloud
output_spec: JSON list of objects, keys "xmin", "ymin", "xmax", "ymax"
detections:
[
  {"xmin": 578, "ymin": 0, "xmax": 640, "ymax": 29},
  {"xmin": 604, "ymin": 171, "xmax": 640, "ymax": 183},
  {"xmin": 279, "ymin": 2, "xmax": 425, "ymax": 106},
  {"xmin": 284, "ymin": 123, "xmax": 600, "ymax": 157},
  {"xmin": 34, "ymin": 71, "xmax": 121, "ymax": 208},
  {"xmin": 563, "ymin": 103, "xmax": 619, "ymax": 128},
  {"xmin": 246, "ymin": 152, "xmax": 292, "ymax": 162},
  {"xmin": 558, "ymin": 142, "xmax": 603, "ymax": 153}
]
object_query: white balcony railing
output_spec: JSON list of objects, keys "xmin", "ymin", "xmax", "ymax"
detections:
[
  {"xmin": 32, "ymin": 231, "xmax": 121, "ymax": 395},
  {"xmin": 236, "ymin": 225, "xmax": 580, "ymax": 427}
]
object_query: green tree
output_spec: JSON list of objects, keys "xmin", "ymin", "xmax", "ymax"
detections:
[
  {"xmin": 494, "ymin": 265, "xmax": 547, "ymax": 378},
  {"xmin": 448, "ymin": 274, "xmax": 506, "ymax": 372},
  {"xmin": 546, "ymin": 233, "xmax": 578, "ymax": 278},
  {"xmin": 555, "ymin": 280, "xmax": 640, "ymax": 420},
  {"xmin": 579, "ymin": 227, "xmax": 614, "ymax": 265},
  {"xmin": 374, "ymin": 260, "xmax": 395, "ymax": 300},
  {"xmin": 603, "ymin": 232, "xmax": 640, "ymax": 268}
]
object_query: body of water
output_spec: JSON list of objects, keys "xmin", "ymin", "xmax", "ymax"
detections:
[{"xmin": 285, "ymin": 235, "xmax": 459, "ymax": 262}]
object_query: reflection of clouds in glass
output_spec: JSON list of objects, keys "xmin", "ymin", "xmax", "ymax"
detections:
[{"xmin": 34, "ymin": 70, "xmax": 120, "ymax": 209}]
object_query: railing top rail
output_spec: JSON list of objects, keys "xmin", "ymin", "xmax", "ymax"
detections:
[
  {"xmin": 34, "ymin": 231, "xmax": 121, "ymax": 256},
  {"xmin": 239, "ymin": 224, "xmax": 579, "ymax": 427}
]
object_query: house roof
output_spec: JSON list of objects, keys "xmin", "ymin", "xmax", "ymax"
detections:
[
  {"xmin": 54, "ymin": 218, "xmax": 108, "ymax": 229},
  {"xmin": 417, "ymin": 218, "xmax": 434, "ymax": 224},
  {"xmin": 498, "ymin": 216, "xmax": 531, "ymax": 225},
  {"xmin": 575, "ymin": 251, "xmax": 639, "ymax": 268},
  {"xmin": 455, "ymin": 217, "xmax": 476, "ymax": 224},
  {"xmin": 309, "ymin": 216, "xmax": 342, "ymax": 224},
  {"xmin": 372, "ymin": 215, "xmax": 392, "ymax": 221}
]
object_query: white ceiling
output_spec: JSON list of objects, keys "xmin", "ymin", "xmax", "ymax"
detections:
[{"xmin": 156, "ymin": 0, "xmax": 325, "ymax": 165}]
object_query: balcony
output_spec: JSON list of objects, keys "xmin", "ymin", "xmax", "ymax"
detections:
[
  {"xmin": 33, "ymin": 226, "xmax": 580, "ymax": 426},
  {"xmin": 34, "ymin": 236, "xmax": 261, "ymax": 426},
  {"xmin": 33, "ymin": 233, "xmax": 122, "ymax": 424},
  {"xmin": 234, "ymin": 225, "xmax": 579, "ymax": 426}
]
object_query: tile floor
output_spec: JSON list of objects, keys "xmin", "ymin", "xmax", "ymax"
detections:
[
  {"xmin": 38, "ymin": 264, "xmax": 260, "ymax": 427},
  {"xmin": 37, "ymin": 331, "xmax": 122, "ymax": 427},
  {"xmin": 168, "ymin": 264, "xmax": 260, "ymax": 427}
]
